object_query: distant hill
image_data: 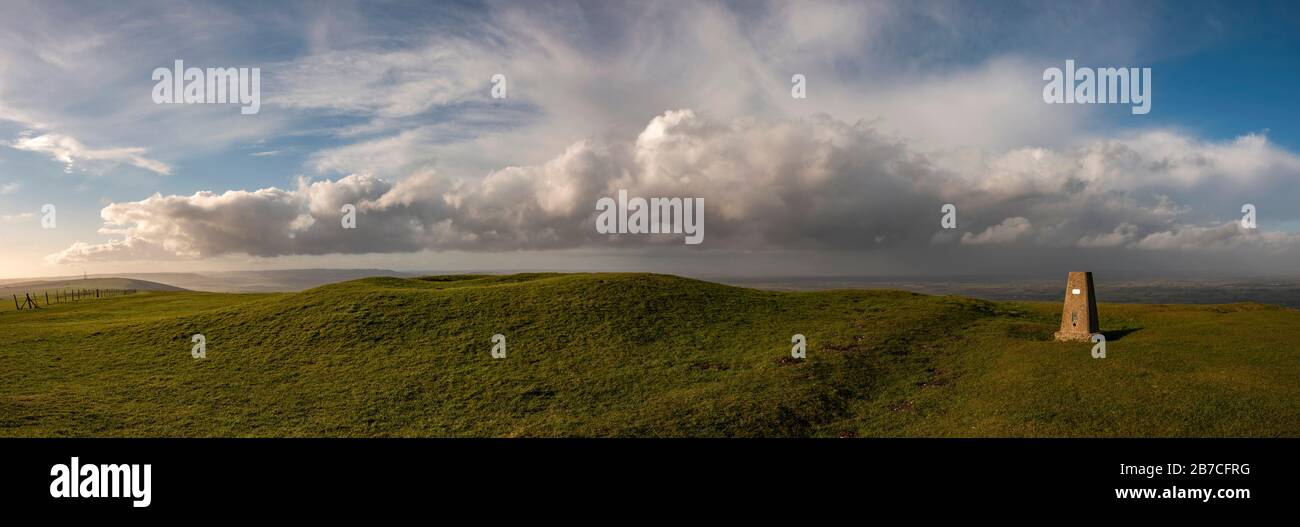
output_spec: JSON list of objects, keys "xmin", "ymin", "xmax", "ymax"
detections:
[
  {"xmin": 122, "ymin": 268, "xmax": 414, "ymax": 292},
  {"xmin": 0, "ymin": 277, "xmax": 185, "ymax": 305},
  {"xmin": 0, "ymin": 269, "xmax": 413, "ymax": 293},
  {"xmin": 0, "ymin": 273, "xmax": 1296, "ymax": 437}
]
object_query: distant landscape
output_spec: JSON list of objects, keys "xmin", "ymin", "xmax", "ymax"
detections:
[
  {"xmin": 721, "ymin": 275, "xmax": 1300, "ymax": 308},
  {"xmin": 7, "ymin": 268, "xmax": 1300, "ymax": 307},
  {"xmin": 1, "ymin": 272, "xmax": 1295, "ymax": 437}
]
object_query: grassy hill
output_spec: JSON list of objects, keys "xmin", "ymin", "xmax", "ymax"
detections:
[
  {"xmin": 0, "ymin": 273, "xmax": 1295, "ymax": 437},
  {"xmin": 1, "ymin": 277, "xmax": 185, "ymax": 309}
]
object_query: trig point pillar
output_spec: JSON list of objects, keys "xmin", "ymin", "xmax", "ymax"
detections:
[{"xmin": 1054, "ymin": 272, "xmax": 1099, "ymax": 342}]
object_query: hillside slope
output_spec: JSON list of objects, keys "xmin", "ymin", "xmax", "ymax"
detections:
[
  {"xmin": 1, "ymin": 278, "xmax": 185, "ymax": 308},
  {"xmin": 0, "ymin": 273, "xmax": 1296, "ymax": 437}
]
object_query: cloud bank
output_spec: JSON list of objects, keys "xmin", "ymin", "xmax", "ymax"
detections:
[{"xmin": 49, "ymin": 109, "xmax": 1300, "ymax": 264}]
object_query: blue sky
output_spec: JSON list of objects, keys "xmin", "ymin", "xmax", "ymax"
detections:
[{"xmin": 1, "ymin": 0, "xmax": 1298, "ymax": 278}]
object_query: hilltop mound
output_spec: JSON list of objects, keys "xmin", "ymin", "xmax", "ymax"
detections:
[{"xmin": 0, "ymin": 273, "xmax": 1296, "ymax": 437}]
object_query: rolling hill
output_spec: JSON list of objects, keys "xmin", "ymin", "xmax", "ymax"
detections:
[
  {"xmin": 1, "ymin": 277, "xmax": 186, "ymax": 309},
  {"xmin": 0, "ymin": 273, "xmax": 1296, "ymax": 437}
]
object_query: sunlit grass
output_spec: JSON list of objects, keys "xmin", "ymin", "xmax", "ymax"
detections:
[{"xmin": 0, "ymin": 273, "xmax": 1295, "ymax": 437}]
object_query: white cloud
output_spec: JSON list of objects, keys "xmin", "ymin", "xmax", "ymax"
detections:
[
  {"xmin": 309, "ymin": 127, "xmax": 442, "ymax": 176},
  {"xmin": 270, "ymin": 43, "xmax": 493, "ymax": 119},
  {"xmin": 0, "ymin": 212, "xmax": 34, "ymax": 224},
  {"xmin": 1135, "ymin": 222, "xmax": 1300, "ymax": 251},
  {"xmin": 962, "ymin": 217, "xmax": 1033, "ymax": 245},
  {"xmin": 7, "ymin": 132, "xmax": 171, "ymax": 175},
  {"xmin": 1076, "ymin": 223, "xmax": 1138, "ymax": 248}
]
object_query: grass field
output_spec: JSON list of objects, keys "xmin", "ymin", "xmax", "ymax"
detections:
[{"xmin": 0, "ymin": 273, "xmax": 1295, "ymax": 437}]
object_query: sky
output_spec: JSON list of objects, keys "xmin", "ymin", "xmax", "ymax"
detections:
[{"xmin": 1, "ymin": 0, "xmax": 1299, "ymax": 279}]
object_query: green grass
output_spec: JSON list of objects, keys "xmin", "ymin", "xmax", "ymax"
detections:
[{"xmin": 0, "ymin": 273, "xmax": 1295, "ymax": 437}]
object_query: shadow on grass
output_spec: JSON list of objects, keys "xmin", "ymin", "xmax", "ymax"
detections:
[{"xmin": 1102, "ymin": 327, "xmax": 1143, "ymax": 341}]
